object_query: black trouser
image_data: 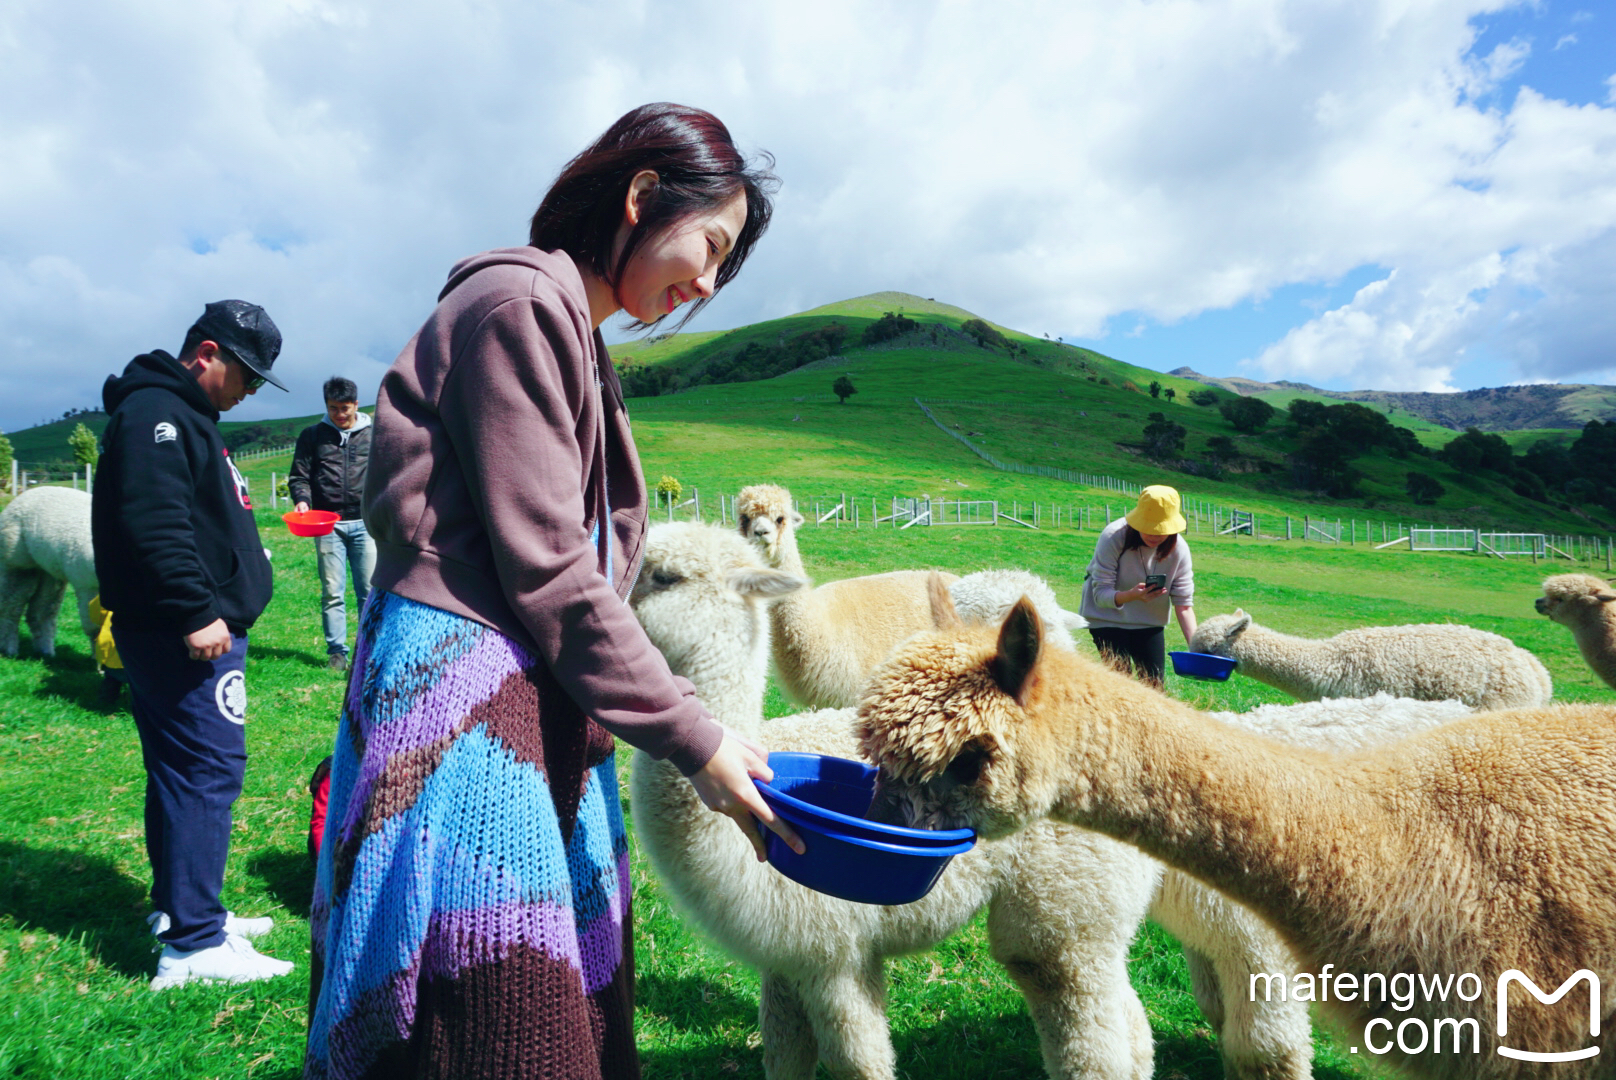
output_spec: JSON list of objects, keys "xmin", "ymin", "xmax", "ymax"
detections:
[
  {"xmin": 1088, "ymin": 626, "xmax": 1166, "ymax": 686},
  {"xmin": 113, "ymin": 624, "xmax": 248, "ymax": 952}
]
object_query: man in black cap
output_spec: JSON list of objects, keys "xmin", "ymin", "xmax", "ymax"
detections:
[{"xmin": 92, "ymin": 300, "xmax": 296, "ymax": 989}]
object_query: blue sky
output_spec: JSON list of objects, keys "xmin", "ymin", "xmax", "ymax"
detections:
[
  {"xmin": 1069, "ymin": 3, "xmax": 1616, "ymax": 391},
  {"xmin": 1, "ymin": 0, "xmax": 1614, "ymax": 431}
]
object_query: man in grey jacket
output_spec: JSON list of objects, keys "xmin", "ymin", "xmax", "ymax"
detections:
[{"xmin": 288, "ymin": 376, "xmax": 373, "ymax": 669}]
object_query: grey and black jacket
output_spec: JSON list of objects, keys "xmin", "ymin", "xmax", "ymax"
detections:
[{"xmin": 288, "ymin": 413, "xmax": 371, "ymax": 521}]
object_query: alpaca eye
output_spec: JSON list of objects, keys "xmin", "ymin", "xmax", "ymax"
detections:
[
  {"xmin": 776, "ymin": 516, "xmax": 784, "ymax": 526},
  {"xmin": 739, "ymin": 516, "xmax": 751, "ymax": 531},
  {"xmin": 651, "ymin": 569, "xmax": 682, "ymax": 588}
]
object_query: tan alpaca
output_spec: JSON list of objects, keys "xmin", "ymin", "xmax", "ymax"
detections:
[
  {"xmin": 855, "ymin": 600, "xmax": 1616, "ymax": 1080},
  {"xmin": 1536, "ymin": 574, "xmax": 1616, "ymax": 690},
  {"xmin": 735, "ymin": 484, "xmax": 957, "ymax": 707}
]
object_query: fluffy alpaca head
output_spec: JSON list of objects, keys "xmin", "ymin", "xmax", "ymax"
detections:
[
  {"xmin": 858, "ymin": 597, "xmax": 1061, "ymax": 839},
  {"xmin": 1534, "ymin": 573, "xmax": 1616, "ymax": 628},
  {"xmin": 1188, "ymin": 609, "xmax": 1252, "ymax": 657},
  {"xmin": 734, "ymin": 484, "xmax": 804, "ymax": 562},
  {"xmin": 631, "ymin": 522, "xmax": 804, "ymax": 681}
]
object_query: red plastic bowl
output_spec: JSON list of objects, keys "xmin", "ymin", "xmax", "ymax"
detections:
[{"xmin": 283, "ymin": 510, "xmax": 340, "ymax": 537}]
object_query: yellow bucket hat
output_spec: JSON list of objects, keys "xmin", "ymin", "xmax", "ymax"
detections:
[{"xmin": 1125, "ymin": 485, "xmax": 1187, "ymax": 535}]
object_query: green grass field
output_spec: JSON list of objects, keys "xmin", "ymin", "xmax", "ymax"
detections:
[{"xmin": 1, "ymin": 434, "xmax": 1611, "ymax": 1078}]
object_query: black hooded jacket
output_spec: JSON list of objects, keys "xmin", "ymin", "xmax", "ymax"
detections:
[{"xmin": 92, "ymin": 351, "xmax": 273, "ymax": 634}]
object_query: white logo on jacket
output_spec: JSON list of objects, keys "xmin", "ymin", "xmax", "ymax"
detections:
[{"xmin": 154, "ymin": 422, "xmax": 177, "ymax": 443}]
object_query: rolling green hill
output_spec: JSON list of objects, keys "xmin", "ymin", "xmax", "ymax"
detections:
[{"xmin": 607, "ymin": 293, "xmax": 1604, "ymax": 535}]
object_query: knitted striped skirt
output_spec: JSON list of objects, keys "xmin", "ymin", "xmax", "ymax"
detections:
[{"xmin": 305, "ymin": 590, "xmax": 637, "ymax": 1080}]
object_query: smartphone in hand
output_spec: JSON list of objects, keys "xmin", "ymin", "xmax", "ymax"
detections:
[{"xmin": 1144, "ymin": 573, "xmax": 1167, "ymax": 592}]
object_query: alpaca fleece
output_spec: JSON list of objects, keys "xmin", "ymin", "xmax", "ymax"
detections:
[
  {"xmin": 1191, "ymin": 609, "xmax": 1552, "ymax": 710},
  {"xmin": 1536, "ymin": 573, "xmax": 1616, "ymax": 690},
  {"xmin": 857, "ymin": 605, "xmax": 1616, "ymax": 1080},
  {"xmin": 735, "ymin": 484, "xmax": 956, "ymax": 708},
  {"xmin": 0, "ymin": 486, "xmax": 96, "ymax": 658}
]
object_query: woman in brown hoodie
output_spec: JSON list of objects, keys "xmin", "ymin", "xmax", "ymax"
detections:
[{"xmin": 306, "ymin": 103, "xmax": 798, "ymax": 1080}]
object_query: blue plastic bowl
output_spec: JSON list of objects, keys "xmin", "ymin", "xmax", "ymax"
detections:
[
  {"xmin": 1169, "ymin": 651, "xmax": 1239, "ymax": 681},
  {"xmin": 754, "ymin": 752, "xmax": 976, "ymax": 905}
]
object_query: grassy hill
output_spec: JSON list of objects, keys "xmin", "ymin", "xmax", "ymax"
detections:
[
  {"xmin": 607, "ymin": 293, "xmax": 1604, "ymax": 535},
  {"xmin": 1172, "ymin": 366, "xmax": 1616, "ymax": 432}
]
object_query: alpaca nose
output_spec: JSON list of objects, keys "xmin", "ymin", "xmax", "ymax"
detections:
[{"xmin": 1534, "ymin": 597, "xmax": 1550, "ymax": 615}]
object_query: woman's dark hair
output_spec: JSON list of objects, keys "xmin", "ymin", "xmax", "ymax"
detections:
[
  {"xmin": 529, "ymin": 102, "xmax": 778, "ymax": 330},
  {"xmin": 1121, "ymin": 525, "xmax": 1178, "ymax": 561}
]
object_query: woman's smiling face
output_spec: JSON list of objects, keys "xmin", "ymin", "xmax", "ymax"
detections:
[{"xmin": 614, "ymin": 176, "xmax": 747, "ymax": 324}]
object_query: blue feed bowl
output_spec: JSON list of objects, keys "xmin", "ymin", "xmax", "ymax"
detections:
[
  {"xmin": 1170, "ymin": 651, "xmax": 1239, "ymax": 681},
  {"xmin": 754, "ymin": 752, "xmax": 976, "ymax": 905}
]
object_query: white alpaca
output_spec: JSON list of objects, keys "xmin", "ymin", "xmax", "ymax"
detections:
[
  {"xmin": 1535, "ymin": 573, "xmax": 1616, "ymax": 690},
  {"xmin": 0, "ymin": 487, "xmax": 96, "ymax": 658},
  {"xmin": 734, "ymin": 486, "xmax": 1083, "ymax": 708},
  {"xmin": 1190, "ymin": 609, "xmax": 1552, "ymax": 710},
  {"xmin": 631, "ymin": 523, "xmax": 1161, "ymax": 1080}
]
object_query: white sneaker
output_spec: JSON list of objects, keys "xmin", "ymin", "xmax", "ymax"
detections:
[
  {"xmin": 149, "ymin": 934, "xmax": 294, "ymax": 990},
  {"xmin": 146, "ymin": 910, "xmax": 274, "ymax": 940}
]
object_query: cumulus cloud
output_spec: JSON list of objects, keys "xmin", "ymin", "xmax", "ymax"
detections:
[{"xmin": 1, "ymin": 0, "xmax": 1615, "ymax": 430}]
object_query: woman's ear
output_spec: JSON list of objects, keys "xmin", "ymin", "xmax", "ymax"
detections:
[{"xmin": 624, "ymin": 170, "xmax": 659, "ymax": 227}]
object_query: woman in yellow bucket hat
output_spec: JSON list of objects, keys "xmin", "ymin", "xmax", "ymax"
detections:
[{"xmin": 1077, "ymin": 484, "xmax": 1198, "ymax": 687}]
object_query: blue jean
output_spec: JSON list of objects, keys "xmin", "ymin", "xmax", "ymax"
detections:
[
  {"xmin": 113, "ymin": 624, "xmax": 249, "ymax": 952},
  {"xmin": 316, "ymin": 520, "xmax": 375, "ymax": 656}
]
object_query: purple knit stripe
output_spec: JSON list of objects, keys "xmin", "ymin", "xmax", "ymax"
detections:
[
  {"xmin": 340, "ymin": 631, "xmax": 531, "ymax": 842},
  {"xmin": 417, "ymin": 900, "xmax": 583, "ymax": 984},
  {"xmin": 324, "ymin": 956, "xmax": 420, "ymax": 1080},
  {"xmin": 575, "ymin": 849, "xmax": 633, "ymax": 993}
]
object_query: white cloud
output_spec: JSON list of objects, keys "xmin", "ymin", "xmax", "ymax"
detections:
[
  {"xmin": 1554, "ymin": 33, "xmax": 1577, "ymax": 49},
  {"xmin": 1, "ymin": 0, "xmax": 1615, "ymax": 431}
]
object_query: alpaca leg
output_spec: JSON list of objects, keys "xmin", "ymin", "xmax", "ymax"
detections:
[
  {"xmin": 74, "ymin": 586, "xmax": 95, "ymax": 642},
  {"xmin": 1150, "ymin": 872, "xmax": 1312, "ymax": 1080},
  {"xmin": 986, "ymin": 860, "xmax": 1156, "ymax": 1079},
  {"xmin": 25, "ymin": 576, "xmax": 66, "ymax": 657},
  {"xmin": 0, "ymin": 568, "xmax": 34, "ymax": 657},
  {"xmin": 796, "ymin": 959, "xmax": 896, "ymax": 1080},
  {"xmin": 1184, "ymin": 946, "xmax": 1226, "ymax": 1033},
  {"xmin": 759, "ymin": 970, "xmax": 820, "ymax": 1080}
]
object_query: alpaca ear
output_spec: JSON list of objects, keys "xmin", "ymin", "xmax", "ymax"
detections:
[
  {"xmin": 991, "ymin": 597, "xmax": 1043, "ymax": 706},
  {"xmin": 1059, "ymin": 607, "xmax": 1087, "ymax": 631},
  {"xmin": 789, "ymin": 510, "xmax": 806, "ymax": 528},
  {"xmin": 1230, "ymin": 612, "xmax": 1252, "ymax": 636},
  {"xmin": 929, "ymin": 572, "xmax": 963, "ymax": 630},
  {"xmin": 728, "ymin": 567, "xmax": 805, "ymax": 599}
]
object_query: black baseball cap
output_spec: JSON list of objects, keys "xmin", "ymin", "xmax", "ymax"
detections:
[{"xmin": 190, "ymin": 300, "xmax": 287, "ymax": 391}]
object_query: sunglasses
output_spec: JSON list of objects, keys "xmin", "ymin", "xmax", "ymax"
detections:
[{"xmin": 223, "ymin": 347, "xmax": 267, "ymax": 391}]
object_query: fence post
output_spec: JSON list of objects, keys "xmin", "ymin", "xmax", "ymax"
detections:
[
  {"xmin": 694, "ymin": 488, "xmax": 701, "ymax": 523},
  {"xmin": 271, "ymin": 471, "xmax": 277, "ymax": 508},
  {"xmin": 8, "ymin": 458, "xmax": 15, "ymax": 494},
  {"xmin": 1608, "ymin": 538, "xmax": 1613, "ymax": 573}
]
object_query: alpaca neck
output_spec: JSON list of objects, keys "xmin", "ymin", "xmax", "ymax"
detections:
[
  {"xmin": 1043, "ymin": 658, "xmax": 1392, "ymax": 946},
  {"xmin": 762, "ymin": 525, "xmax": 841, "ymax": 698},
  {"xmin": 1243, "ymin": 625, "xmax": 1329, "ymax": 699},
  {"xmin": 681, "ymin": 646, "xmax": 769, "ymax": 739},
  {"xmin": 1578, "ymin": 617, "xmax": 1616, "ymax": 689}
]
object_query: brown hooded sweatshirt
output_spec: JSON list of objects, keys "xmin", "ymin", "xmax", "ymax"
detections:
[{"xmin": 363, "ymin": 246, "xmax": 722, "ymax": 777}]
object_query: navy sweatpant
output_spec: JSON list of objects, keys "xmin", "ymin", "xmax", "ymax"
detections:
[{"xmin": 113, "ymin": 625, "xmax": 248, "ymax": 952}]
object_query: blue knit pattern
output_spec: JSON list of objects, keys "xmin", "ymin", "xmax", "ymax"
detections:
[{"xmin": 305, "ymin": 590, "xmax": 630, "ymax": 1080}]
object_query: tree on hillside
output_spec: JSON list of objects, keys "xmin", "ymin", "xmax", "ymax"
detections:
[
  {"xmin": 1205, "ymin": 435, "xmax": 1238, "ymax": 464},
  {"xmin": 1406, "ymin": 472, "xmax": 1445, "ymax": 505},
  {"xmin": 0, "ymin": 430, "xmax": 12, "ymax": 493},
  {"xmin": 961, "ymin": 318, "xmax": 1009, "ymax": 351},
  {"xmin": 1218, "ymin": 396, "xmax": 1276, "ymax": 434},
  {"xmin": 1290, "ymin": 430, "xmax": 1362, "ymax": 497},
  {"xmin": 1142, "ymin": 411, "xmax": 1186, "ymax": 460},
  {"xmin": 1437, "ymin": 427, "xmax": 1513, "ymax": 474},
  {"xmin": 1287, "ymin": 399, "xmax": 1330, "ymax": 428},
  {"xmin": 1162, "ymin": 387, "xmax": 1176, "ymax": 403},
  {"xmin": 861, "ymin": 312, "xmax": 917, "ymax": 346},
  {"xmin": 656, "ymin": 475, "xmax": 683, "ymax": 510},
  {"xmin": 1148, "ymin": 381, "xmax": 1161, "ymax": 398},
  {"xmin": 1187, "ymin": 388, "xmax": 1218, "ymax": 407},
  {"xmin": 68, "ymin": 422, "xmax": 99, "ymax": 468},
  {"xmin": 833, "ymin": 375, "xmax": 857, "ymax": 404}
]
